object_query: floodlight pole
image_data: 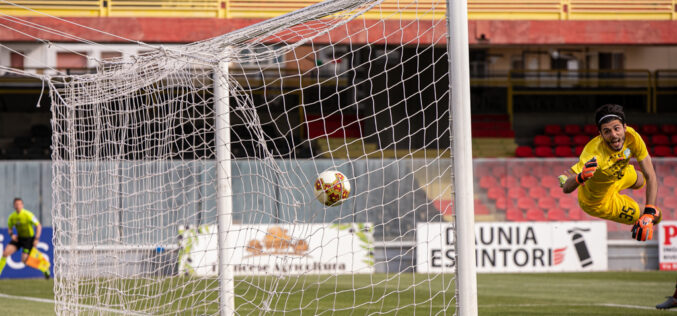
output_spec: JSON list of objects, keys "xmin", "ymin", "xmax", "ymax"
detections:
[
  {"xmin": 215, "ymin": 59, "xmax": 235, "ymax": 316},
  {"xmin": 446, "ymin": 0, "xmax": 479, "ymax": 316}
]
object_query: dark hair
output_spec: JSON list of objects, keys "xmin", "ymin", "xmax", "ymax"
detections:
[
  {"xmin": 595, "ymin": 104, "xmax": 626, "ymax": 128},
  {"xmin": 13, "ymin": 197, "xmax": 22, "ymax": 203}
]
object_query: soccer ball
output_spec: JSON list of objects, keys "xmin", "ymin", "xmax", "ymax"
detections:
[{"xmin": 313, "ymin": 170, "xmax": 351, "ymax": 206}]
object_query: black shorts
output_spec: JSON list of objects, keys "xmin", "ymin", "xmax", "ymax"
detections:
[{"xmin": 9, "ymin": 237, "xmax": 35, "ymax": 254}]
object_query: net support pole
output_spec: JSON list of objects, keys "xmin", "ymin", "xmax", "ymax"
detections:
[
  {"xmin": 215, "ymin": 59, "xmax": 235, "ymax": 316},
  {"xmin": 446, "ymin": 1, "xmax": 478, "ymax": 316}
]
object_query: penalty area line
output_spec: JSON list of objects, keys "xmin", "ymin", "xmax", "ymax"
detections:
[{"xmin": 0, "ymin": 292, "xmax": 148, "ymax": 315}]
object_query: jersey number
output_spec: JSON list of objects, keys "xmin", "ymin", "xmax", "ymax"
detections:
[{"xmin": 619, "ymin": 206, "xmax": 636, "ymax": 222}]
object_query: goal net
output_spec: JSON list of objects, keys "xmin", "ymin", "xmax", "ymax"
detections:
[{"xmin": 43, "ymin": 0, "xmax": 474, "ymax": 314}]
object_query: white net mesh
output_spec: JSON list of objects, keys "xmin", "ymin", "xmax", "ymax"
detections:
[{"xmin": 47, "ymin": 0, "xmax": 458, "ymax": 314}]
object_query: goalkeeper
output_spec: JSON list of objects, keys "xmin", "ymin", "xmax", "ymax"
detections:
[
  {"xmin": 559, "ymin": 104, "xmax": 673, "ymax": 309},
  {"xmin": 0, "ymin": 197, "xmax": 50, "ymax": 279}
]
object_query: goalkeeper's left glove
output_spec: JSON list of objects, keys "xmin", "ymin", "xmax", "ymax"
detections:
[
  {"xmin": 558, "ymin": 175, "xmax": 568, "ymax": 188},
  {"xmin": 631, "ymin": 205, "xmax": 661, "ymax": 241}
]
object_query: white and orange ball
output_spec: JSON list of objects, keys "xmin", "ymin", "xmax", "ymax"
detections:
[{"xmin": 313, "ymin": 170, "xmax": 351, "ymax": 206}]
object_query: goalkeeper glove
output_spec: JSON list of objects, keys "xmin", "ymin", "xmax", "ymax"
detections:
[
  {"xmin": 631, "ymin": 205, "xmax": 661, "ymax": 241},
  {"xmin": 558, "ymin": 175, "xmax": 568, "ymax": 188},
  {"xmin": 576, "ymin": 157, "xmax": 597, "ymax": 185}
]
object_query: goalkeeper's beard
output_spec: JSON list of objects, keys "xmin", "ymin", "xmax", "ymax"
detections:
[{"xmin": 606, "ymin": 135, "xmax": 625, "ymax": 151}]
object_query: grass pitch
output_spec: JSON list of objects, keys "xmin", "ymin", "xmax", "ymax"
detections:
[{"xmin": 0, "ymin": 271, "xmax": 676, "ymax": 315}]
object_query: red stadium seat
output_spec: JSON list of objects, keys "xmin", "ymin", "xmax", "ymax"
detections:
[
  {"xmin": 479, "ymin": 175, "xmax": 498, "ymax": 189},
  {"xmin": 662, "ymin": 124, "xmax": 677, "ymax": 135},
  {"xmin": 568, "ymin": 208, "xmax": 584, "ymax": 220},
  {"xmin": 534, "ymin": 146, "xmax": 554, "ymax": 157},
  {"xmin": 544, "ymin": 125, "xmax": 562, "ymax": 135},
  {"xmin": 573, "ymin": 135, "xmax": 590, "ymax": 146},
  {"xmin": 538, "ymin": 197, "xmax": 557, "ymax": 210},
  {"xmin": 547, "ymin": 209, "xmax": 568, "ymax": 221},
  {"xmin": 583, "ymin": 124, "xmax": 598, "ymax": 136},
  {"xmin": 558, "ymin": 197, "xmax": 578, "ymax": 210},
  {"xmin": 652, "ymin": 134, "xmax": 670, "ymax": 146},
  {"xmin": 641, "ymin": 124, "xmax": 659, "ymax": 135},
  {"xmin": 474, "ymin": 199, "xmax": 490, "ymax": 215},
  {"xmin": 525, "ymin": 208, "xmax": 547, "ymax": 221},
  {"xmin": 672, "ymin": 135, "xmax": 677, "ymax": 145},
  {"xmin": 641, "ymin": 134, "xmax": 649, "ymax": 145},
  {"xmin": 628, "ymin": 124, "xmax": 640, "ymax": 132},
  {"xmin": 487, "ymin": 187, "xmax": 505, "ymax": 200},
  {"xmin": 515, "ymin": 146, "xmax": 534, "ymax": 158},
  {"xmin": 500, "ymin": 175, "xmax": 520, "ymax": 187},
  {"xmin": 549, "ymin": 186, "xmax": 567, "ymax": 200},
  {"xmin": 564, "ymin": 124, "xmax": 582, "ymax": 135},
  {"xmin": 506, "ymin": 209, "xmax": 526, "ymax": 221},
  {"xmin": 517, "ymin": 197, "xmax": 536, "ymax": 210},
  {"xmin": 495, "ymin": 196, "xmax": 516, "ymax": 211},
  {"xmin": 574, "ymin": 145, "xmax": 584, "ymax": 156},
  {"xmin": 533, "ymin": 135, "xmax": 551, "ymax": 146},
  {"xmin": 529, "ymin": 186, "xmax": 548, "ymax": 199},
  {"xmin": 553, "ymin": 135, "xmax": 571, "ymax": 146},
  {"xmin": 520, "ymin": 175, "xmax": 539, "ymax": 188},
  {"xmin": 508, "ymin": 187, "xmax": 527, "ymax": 199},
  {"xmin": 653, "ymin": 146, "xmax": 672, "ymax": 157},
  {"xmin": 554, "ymin": 146, "xmax": 574, "ymax": 157}
]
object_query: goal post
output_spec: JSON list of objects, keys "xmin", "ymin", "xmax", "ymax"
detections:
[
  {"xmin": 41, "ymin": 0, "xmax": 480, "ymax": 314},
  {"xmin": 214, "ymin": 59, "xmax": 236, "ymax": 315},
  {"xmin": 447, "ymin": 0, "xmax": 479, "ymax": 315}
]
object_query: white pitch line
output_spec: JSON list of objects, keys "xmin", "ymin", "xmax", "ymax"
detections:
[
  {"xmin": 599, "ymin": 303, "xmax": 669, "ymax": 311},
  {"xmin": 0, "ymin": 292, "xmax": 54, "ymax": 305},
  {"xmin": 0, "ymin": 292, "xmax": 148, "ymax": 315},
  {"xmin": 480, "ymin": 302, "xmax": 677, "ymax": 312}
]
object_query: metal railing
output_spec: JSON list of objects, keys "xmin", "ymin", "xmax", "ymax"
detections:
[
  {"xmin": 0, "ymin": 0, "xmax": 675, "ymax": 19},
  {"xmin": 504, "ymin": 69, "xmax": 667, "ymax": 123}
]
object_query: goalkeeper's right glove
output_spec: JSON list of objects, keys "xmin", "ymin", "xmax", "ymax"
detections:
[{"xmin": 576, "ymin": 157, "xmax": 597, "ymax": 185}]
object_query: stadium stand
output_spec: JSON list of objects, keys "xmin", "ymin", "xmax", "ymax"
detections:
[{"xmin": 517, "ymin": 123, "xmax": 677, "ymax": 158}]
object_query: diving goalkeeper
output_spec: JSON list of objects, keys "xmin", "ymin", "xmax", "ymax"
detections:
[
  {"xmin": 559, "ymin": 104, "xmax": 673, "ymax": 309},
  {"xmin": 0, "ymin": 197, "xmax": 50, "ymax": 279}
]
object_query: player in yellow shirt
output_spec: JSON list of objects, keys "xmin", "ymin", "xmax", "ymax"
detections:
[
  {"xmin": 0, "ymin": 197, "xmax": 50, "ymax": 279},
  {"xmin": 559, "ymin": 104, "xmax": 673, "ymax": 309}
]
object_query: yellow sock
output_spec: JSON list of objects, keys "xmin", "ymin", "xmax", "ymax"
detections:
[{"xmin": 0, "ymin": 257, "xmax": 6, "ymax": 276}]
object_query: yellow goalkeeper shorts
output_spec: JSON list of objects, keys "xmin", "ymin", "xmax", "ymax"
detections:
[{"xmin": 578, "ymin": 166, "xmax": 642, "ymax": 225}]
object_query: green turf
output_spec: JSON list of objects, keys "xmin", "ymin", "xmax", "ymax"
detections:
[{"xmin": 0, "ymin": 271, "xmax": 675, "ymax": 315}]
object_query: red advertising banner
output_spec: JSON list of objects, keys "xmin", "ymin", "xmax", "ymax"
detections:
[{"xmin": 659, "ymin": 222, "xmax": 677, "ymax": 271}]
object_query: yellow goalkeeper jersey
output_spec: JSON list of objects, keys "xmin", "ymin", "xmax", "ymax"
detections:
[
  {"xmin": 7, "ymin": 209, "xmax": 40, "ymax": 238},
  {"xmin": 570, "ymin": 126, "xmax": 648, "ymax": 205}
]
